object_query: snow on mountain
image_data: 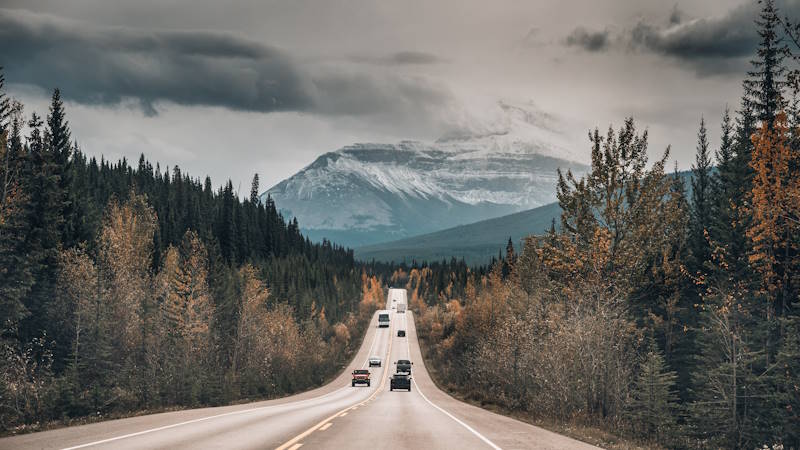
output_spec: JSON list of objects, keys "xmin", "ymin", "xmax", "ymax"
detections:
[{"xmin": 263, "ymin": 101, "xmax": 589, "ymax": 248}]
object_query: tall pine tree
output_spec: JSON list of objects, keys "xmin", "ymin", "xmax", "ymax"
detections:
[{"xmin": 690, "ymin": 116, "xmax": 713, "ymax": 267}]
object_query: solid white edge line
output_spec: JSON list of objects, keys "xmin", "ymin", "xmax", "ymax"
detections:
[
  {"xmin": 405, "ymin": 311, "xmax": 502, "ymax": 450},
  {"xmin": 62, "ymin": 312, "xmax": 386, "ymax": 450}
]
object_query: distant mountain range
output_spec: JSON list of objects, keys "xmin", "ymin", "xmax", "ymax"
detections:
[
  {"xmin": 263, "ymin": 101, "xmax": 589, "ymax": 248},
  {"xmin": 354, "ymin": 201, "xmax": 562, "ymax": 265},
  {"xmin": 353, "ymin": 170, "xmax": 695, "ymax": 265}
]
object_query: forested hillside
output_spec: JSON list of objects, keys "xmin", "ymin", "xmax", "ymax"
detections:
[
  {"xmin": 389, "ymin": 2, "xmax": 800, "ymax": 448},
  {"xmin": 0, "ymin": 73, "xmax": 379, "ymax": 431}
]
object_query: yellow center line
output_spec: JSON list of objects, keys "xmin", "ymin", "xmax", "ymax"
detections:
[{"xmin": 274, "ymin": 312, "xmax": 394, "ymax": 450}]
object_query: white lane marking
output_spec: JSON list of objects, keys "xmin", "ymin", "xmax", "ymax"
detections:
[
  {"xmin": 405, "ymin": 312, "xmax": 502, "ymax": 450},
  {"xmin": 274, "ymin": 314, "xmax": 395, "ymax": 450},
  {"xmin": 63, "ymin": 314, "xmax": 386, "ymax": 450},
  {"xmin": 339, "ymin": 412, "xmax": 348, "ymax": 417},
  {"xmin": 319, "ymin": 423, "xmax": 332, "ymax": 431}
]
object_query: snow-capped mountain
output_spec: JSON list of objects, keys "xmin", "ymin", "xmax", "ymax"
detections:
[{"xmin": 264, "ymin": 101, "xmax": 589, "ymax": 248}]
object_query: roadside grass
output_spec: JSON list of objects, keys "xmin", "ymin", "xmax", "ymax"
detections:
[{"xmin": 416, "ymin": 335, "xmax": 661, "ymax": 450}]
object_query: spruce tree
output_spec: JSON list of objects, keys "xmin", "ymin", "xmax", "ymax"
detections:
[
  {"xmin": 690, "ymin": 116, "xmax": 713, "ymax": 267},
  {"xmin": 20, "ymin": 113, "xmax": 64, "ymax": 345},
  {"xmin": 627, "ymin": 339, "xmax": 679, "ymax": 445},
  {"xmin": 0, "ymin": 67, "xmax": 10, "ymax": 134},
  {"xmin": 250, "ymin": 174, "xmax": 260, "ymax": 205},
  {"xmin": 744, "ymin": 0, "xmax": 787, "ymax": 129},
  {"xmin": 46, "ymin": 89, "xmax": 75, "ymax": 247}
]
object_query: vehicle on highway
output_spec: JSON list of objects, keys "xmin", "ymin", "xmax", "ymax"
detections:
[
  {"xmin": 390, "ymin": 373, "xmax": 411, "ymax": 391},
  {"xmin": 368, "ymin": 356, "xmax": 382, "ymax": 367},
  {"xmin": 352, "ymin": 369, "xmax": 371, "ymax": 387},
  {"xmin": 395, "ymin": 359, "xmax": 413, "ymax": 373},
  {"xmin": 378, "ymin": 311, "xmax": 390, "ymax": 327},
  {"xmin": 397, "ymin": 329, "xmax": 406, "ymax": 337},
  {"xmin": 397, "ymin": 302, "xmax": 406, "ymax": 313}
]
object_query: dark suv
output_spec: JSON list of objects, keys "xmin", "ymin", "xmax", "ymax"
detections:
[
  {"xmin": 397, "ymin": 329, "xmax": 406, "ymax": 337},
  {"xmin": 390, "ymin": 373, "xmax": 411, "ymax": 391},
  {"xmin": 395, "ymin": 359, "xmax": 412, "ymax": 374}
]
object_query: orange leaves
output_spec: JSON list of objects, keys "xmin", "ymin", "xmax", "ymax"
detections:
[
  {"xmin": 359, "ymin": 272, "xmax": 383, "ymax": 314},
  {"xmin": 747, "ymin": 111, "xmax": 800, "ymax": 295}
]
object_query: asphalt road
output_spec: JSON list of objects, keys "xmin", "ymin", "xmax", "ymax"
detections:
[{"xmin": 1, "ymin": 291, "xmax": 597, "ymax": 450}]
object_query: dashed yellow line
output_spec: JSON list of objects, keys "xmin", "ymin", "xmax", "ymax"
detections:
[{"xmin": 274, "ymin": 317, "xmax": 394, "ymax": 450}]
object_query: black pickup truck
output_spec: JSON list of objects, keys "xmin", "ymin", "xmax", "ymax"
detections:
[
  {"xmin": 395, "ymin": 359, "xmax": 413, "ymax": 374},
  {"xmin": 390, "ymin": 373, "xmax": 411, "ymax": 391}
]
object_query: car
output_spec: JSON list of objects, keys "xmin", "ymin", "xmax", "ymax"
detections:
[
  {"xmin": 395, "ymin": 359, "xmax": 413, "ymax": 374},
  {"xmin": 352, "ymin": 369, "xmax": 371, "ymax": 387},
  {"xmin": 368, "ymin": 356, "xmax": 382, "ymax": 367},
  {"xmin": 390, "ymin": 373, "xmax": 411, "ymax": 391},
  {"xmin": 397, "ymin": 329, "xmax": 406, "ymax": 337}
]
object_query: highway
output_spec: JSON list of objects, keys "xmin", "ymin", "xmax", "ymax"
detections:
[{"xmin": 0, "ymin": 289, "xmax": 597, "ymax": 450}]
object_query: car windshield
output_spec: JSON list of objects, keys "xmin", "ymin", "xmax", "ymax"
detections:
[
  {"xmin": 370, "ymin": 356, "xmax": 380, "ymax": 360},
  {"xmin": 393, "ymin": 373, "xmax": 408, "ymax": 379},
  {"xmin": 354, "ymin": 369, "xmax": 369, "ymax": 374},
  {"xmin": 398, "ymin": 360, "xmax": 410, "ymax": 364}
]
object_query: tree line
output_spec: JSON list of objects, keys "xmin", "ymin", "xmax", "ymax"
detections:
[
  {"xmin": 0, "ymin": 71, "xmax": 377, "ymax": 431},
  {"xmin": 402, "ymin": 1, "xmax": 800, "ymax": 448}
]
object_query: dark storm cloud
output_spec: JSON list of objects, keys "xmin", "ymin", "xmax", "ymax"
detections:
[
  {"xmin": 0, "ymin": 8, "xmax": 451, "ymax": 117},
  {"xmin": 562, "ymin": 1, "xmax": 800, "ymax": 76},
  {"xmin": 628, "ymin": 4, "xmax": 757, "ymax": 61},
  {"xmin": 564, "ymin": 27, "xmax": 610, "ymax": 52}
]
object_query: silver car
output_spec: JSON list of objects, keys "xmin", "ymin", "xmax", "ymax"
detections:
[{"xmin": 368, "ymin": 356, "xmax": 382, "ymax": 367}]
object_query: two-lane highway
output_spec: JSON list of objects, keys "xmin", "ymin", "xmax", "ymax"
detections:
[
  {"xmin": 297, "ymin": 303, "xmax": 597, "ymax": 450},
  {"xmin": 0, "ymin": 289, "xmax": 598, "ymax": 450}
]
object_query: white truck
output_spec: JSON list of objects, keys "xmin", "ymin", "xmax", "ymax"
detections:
[{"xmin": 388, "ymin": 288, "xmax": 408, "ymax": 313}]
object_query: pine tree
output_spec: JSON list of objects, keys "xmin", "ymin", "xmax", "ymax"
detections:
[
  {"xmin": 744, "ymin": 0, "xmax": 787, "ymax": 129},
  {"xmin": 0, "ymin": 79, "xmax": 31, "ymax": 337},
  {"xmin": 0, "ymin": 67, "xmax": 10, "ymax": 134},
  {"xmin": 627, "ymin": 339, "xmax": 679, "ymax": 445},
  {"xmin": 250, "ymin": 174, "xmax": 260, "ymax": 205},
  {"xmin": 690, "ymin": 116, "xmax": 713, "ymax": 267},
  {"xmin": 20, "ymin": 112, "xmax": 64, "ymax": 346},
  {"xmin": 46, "ymin": 89, "xmax": 75, "ymax": 246}
]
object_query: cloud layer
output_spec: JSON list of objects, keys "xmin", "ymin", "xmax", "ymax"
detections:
[
  {"xmin": 563, "ymin": 1, "xmax": 800, "ymax": 75},
  {"xmin": 0, "ymin": 8, "xmax": 451, "ymax": 118},
  {"xmin": 565, "ymin": 27, "xmax": 610, "ymax": 52}
]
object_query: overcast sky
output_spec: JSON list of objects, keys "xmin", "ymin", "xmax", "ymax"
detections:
[{"xmin": 0, "ymin": 0, "xmax": 787, "ymax": 192}]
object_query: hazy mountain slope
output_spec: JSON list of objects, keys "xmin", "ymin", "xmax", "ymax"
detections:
[
  {"xmin": 264, "ymin": 102, "xmax": 589, "ymax": 248},
  {"xmin": 354, "ymin": 201, "xmax": 562, "ymax": 265},
  {"xmin": 353, "ymin": 170, "xmax": 695, "ymax": 265}
]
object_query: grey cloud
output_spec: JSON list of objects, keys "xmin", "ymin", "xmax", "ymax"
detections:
[
  {"xmin": 0, "ymin": 8, "xmax": 452, "ymax": 118},
  {"xmin": 0, "ymin": 9, "xmax": 313, "ymax": 114},
  {"xmin": 629, "ymin": 5, "xmax": 758, "ymax": 60},
  {"xmin": 563, "ymin": 2, "xmax": 777, "ymax": 75},
  {"xmin": 565, "ymin": 27, "xmax": 610, "ymax": 51},
  {"xmin": 389, "ymin": 51, "xmax": 443, "ymax": 65},
  {"xmin": 669, "ymin": 4, "xmax": 683, "ymax": 26},
  {"xmin": 350, "ymin": 51, "xmax": 444, "ymax": 66}
]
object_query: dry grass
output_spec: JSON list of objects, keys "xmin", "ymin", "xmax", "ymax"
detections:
[{"xmin": 417, "ymin": 335, "xmax": 661, "ymax": 450}]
